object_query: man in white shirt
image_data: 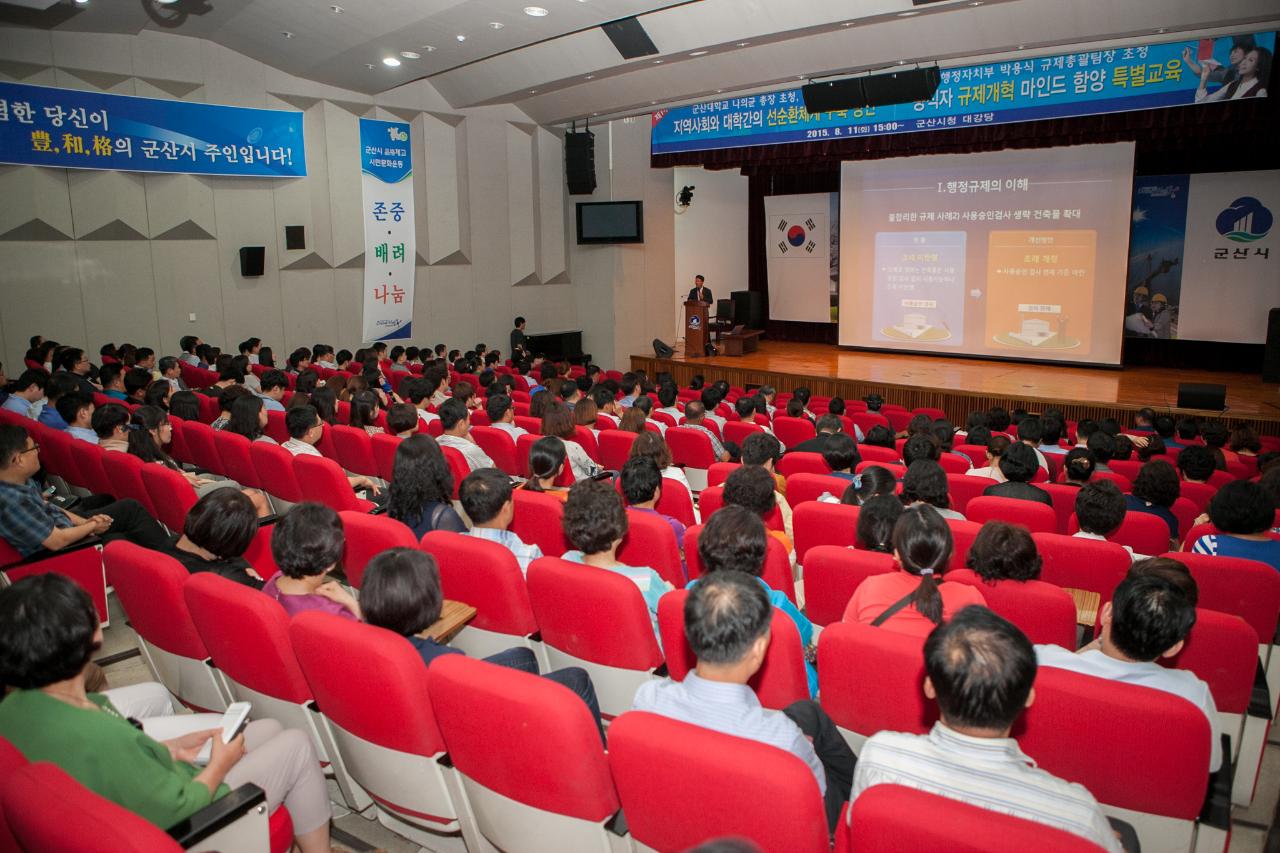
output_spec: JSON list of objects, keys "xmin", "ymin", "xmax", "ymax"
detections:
[
  {"xmin": 633, "ymin": 571, "xmax": 855, "ymax": 830},
  {"xmin": 592, "ymin": 387, "xmax": 622, "ymax": 428},
  {"xmin": 56, "ymin": 394, "xmax": 98, "ymax": 444},
  {"xmin": 486, "ymin": 394, "xmax": 527, "ymax": 442},
  {"xmin": 1072, "ymin": 481, "xmax": 1144, "ymax": 560},
  {"xmin": 281, "ymin": 406, "xmax": 381, "ymax": 497},
  {"xmin": 852, "ymin": 606, "xmax": 1125, "ymax": 852},
  {"xmin": 399, "ymin": 376, "xmax": 440, "ymax": 429},
  {"xmin": 435, "ymin": 398, "xmax": 494, "ymax": 472},
  {"xmin": 256, "ymin": 370, "xmax": 288, "ymax": 413},
  {"xmin": 655, "ymin": 385, "xmax": 683, "ymax": 422},
  {"xmin": 1036, "ymin": 574, "xmax": 1220, "ymax": 774},
  {"xmin": 459, "ymin": 468, "xmax": 542, "ymax": 574},
  {"xmin": 1015, "ymin": 416, "xmax": 1049, "ymax": 471}
]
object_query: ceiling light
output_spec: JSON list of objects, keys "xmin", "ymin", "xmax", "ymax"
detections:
[
  {"xmin": 689, "ymin": 50, "xmax": 708, "ymax": 56},
  {"xmin": 1156, "ymin": 27, "xmax": 1167, "ymax": 33},
  {"xmin": 1017, "ymin": 44, "xmax": 1025, "ymax": 50},
  {"xmin": 156, "ymin": 0, "xmax": 179, "ymax": 4},
  {"xmin": 382, "ymin": 57, "xmax": 401, "ymax": 67},
  {"xmin": 489, "ymin": 22, "xmax": 504, "ymax": 29},
  {"xmin": 365, "ymin": 64, "xmax": 375, "ymax": 69},
  {"xmin": 455, "ymin": 35, "xmax": 466, "ymax": 42},
  {"xmin": 281, "ymin": 31, "xmax": 294, "ymax": 38},
  {"xmin": 650, "ymin": 100, "xmax": 657, "ymax": 105},
  {"xmin": 653, "ymin": 59, "xmax": 663, "ymax": 64},
  {"xmin": 897, "ymin": 60, "xmax": 905, "ymax": 65},
  {"xmin": 584, "ymin": 74, "xmax": 595, "ymax": 79},
  {"xmin": 736, "ymin": 41, "xmax": 750, "ymax": 47},
  {"xmin": 74, "ymin": 0, "xmax": 89, "ymax": 4},
  {"xmin": 400, "ymin": 51, "xmax": 420, "ymax": 59},
  {"xmin": 841, "ymin": 21, "xmax": 855, "ymax": 27},
  {"xmin": 969, "ymin": 1, "xmax": 982, "ymax": 5},
  {"xmin": 523, "ymin": 6, "xmax": 549, "ymax": 16},
  {"xmin": 330, "ymin": 4, "xmax": 343, "ymax": 12},
  {"xmin": 715, "ymin": 89, "xmax": 723, "ymax": 93},
  {"xmin": 897, "ymin": 10, "xmax": 919, "ymax": 16},
  {"xmin": 421, "ymin": 45, "xmax": 436, "ymax": 52},
  {"xmin": 529, "ymin": 90, "xmax": 537, "ymax": 94}
]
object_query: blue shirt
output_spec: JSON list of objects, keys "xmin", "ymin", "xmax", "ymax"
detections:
[
  {"xmin": 1, "ymin": 396, "xmax": 35, "ymax": 418},
  {"xmin": 468, "ymin": 527, "xmax": 543, "ymax": 575},
  {"xmin": 103, "ymin": 390, "xmax": 128, "ymax": 400},
  {"xmin": 562, "ymin": 550, "xmax": 672, "ymax": 640},
  {"xmin": 67, "ymin": 426, "xmax": 99, "ymax": 444},
  {"xmin": 408, "ymin": 634, "xmax": 464, "ymax": 668},
  {"xmin": 0, "ymin": 479, "xmax": 72, "ymax": 557},
  {"xmin": 1124, "ymin": 494, "xmax": 1179, "ymax": 541},
  {"xmin": 258, "ymin": 396, "xmax": 286, "ymax": 413},
  {"xmin": 38, "ymin": 406, "xmax": 67, "ymax": 430},
  {"xmin": 1192, "ymin": 534, "xmax": 1280, "ymax": 573}
]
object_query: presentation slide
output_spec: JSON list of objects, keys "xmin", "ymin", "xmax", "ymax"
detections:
[{"xmin": 838, "ymin": 143, "xmax": 1135, "ymax": 365}]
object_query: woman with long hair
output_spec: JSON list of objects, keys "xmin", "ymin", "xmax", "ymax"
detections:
[
  {"xmin": 347, "ymin": 389, "xmax": 384, "ymax": 436},
  {"xmin": 143, "ymin": 380, "xmax": 172, "ymax": 411},
  {"xmin": 628, "ymin": 430, "xmax": 691, "ymax": 496},
  {"xmin": 308, "ymin": 384, "xmax": 339, "ymax": 425},
  {"xmin": 386, "ymin": 434, "xmax": 465, "ymax": 537},
  {"xmin": 168, "ymin": 390, "xmax": 201, "ymax": 422},
  {"xmin": 127, "ymin": 406, "xmax": 264, "ymax": 507},
  {"xmin": 225, "ymin": 395, "xmax": 274, "ymax": 443},
  {"xmin": 618, "ymin": 406, "xmax": 648, "ymax": 435},
  {"xmin": 541, "ymin": 400, "xmax": 598, "ymax": 481},
  {"xmin": 843, "ymin": 503, "xmax": 985, "ymax": 637},
  {"xmin": 522, "ymin": 436, "xmax": 570, "ymax": 500},
  {"xmin": 840, "ymin": 465, "xmax": 897, "ymax": 506},
  {"xmin": 1197, "ymin": 45, "xmax": 1270, "ymax": 100}
]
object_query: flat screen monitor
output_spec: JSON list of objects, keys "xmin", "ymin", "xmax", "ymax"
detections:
[{"xmin": 576, "ymin": 201, "xmax": 644, "ymax": 244}]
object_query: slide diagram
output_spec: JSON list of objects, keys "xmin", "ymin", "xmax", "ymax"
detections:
[
  {"xmin": 986, "ymin": 230, "xmax": 1097, "ymax": 353},
  {"xmin": 871, "ymin": 231, "xmax": 966, "ymax": 345}
]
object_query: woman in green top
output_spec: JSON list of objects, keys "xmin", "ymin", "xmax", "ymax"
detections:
[{"xmin": 0, "ymin": 574, "xmax": 336, "ymax": 852}]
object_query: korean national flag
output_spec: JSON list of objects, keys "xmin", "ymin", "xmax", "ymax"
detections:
[{"xmin": 770, "ymin": 213, "xmax": 826, "ymax": 259}]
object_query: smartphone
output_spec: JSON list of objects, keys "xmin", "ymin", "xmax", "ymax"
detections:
[{"xmin": 221, "ymin": 701, "xmax": 251, "ymax": 743}]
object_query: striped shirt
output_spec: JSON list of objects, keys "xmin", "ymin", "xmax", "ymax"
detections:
[
  {"xmin": 633, "ymin": 673, "xmax": 825, "ymax": 794},
  {"xmin": 468, "ymin": 526, "xmax": 542, "ymax": 575},
  {"xmin": 851, "ymin": 723, "xmax": 1121, "ymax": 852}
]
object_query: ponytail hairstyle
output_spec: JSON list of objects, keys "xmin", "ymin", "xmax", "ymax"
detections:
[
  {"xmin": 891, "ymin": 503, "xmax": 954, "ymax": 625},
  {"xmin": 126, "ymin": 405, "xmax": 178, "ymax": 469},
  {"xmin": 524, "ymin": 436, "xmax": 566, "ymax": 492}
]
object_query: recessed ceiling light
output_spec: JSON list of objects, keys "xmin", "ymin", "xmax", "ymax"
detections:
[
  {"xmin": 969, "ymin": 1, "xmax": 982, "ymax": 5},
  {"xmin": 365, "ymin": 64, "xmax": 375, "ymax": 69},
  {"xmin": 529, "ymin": 90, "xmax": 537, "ymax": 94},
  {"xmin": 1156, "ymin": 27, "xmax": 1167, "ymax": 33},
  {"xmin": 523, "ymin": 6, "xmax": 549, "ymax": 16},
  {"xmin": 736, "ymin": 41, "xmax": 750, "ymax": 47},
  {"xmin": 330, "ymin": 4, "xmax": 343, "ymax": 12},
  {"xmin": 156, "ymin": 0, "xmax": 179, "ymax": 4},
  {"xmin": 650, "ymin": 100, "xmax": 657, "ymax": 105},
  {"xmin": 1017, "ymin": 44, "xmax": 1025, "ymax": 50},
  {"xmin": 897, "ymin": 10, "xmax": 919, "ymax": 16},
  {"xmin": 420, "ymin": 45, "xmax": 436, "ymax": 52},
  {"xmin": 841, "ymin": 21, "xmax": 855, "ymax": 27},
  {"xmin": 897, "ymin": 60, "xmax": 905, "ymax": 65},
  {"xmin": 456, "ymin": 34, "xmax": 466, "ymax": 42},
  {"xmin": 74, "ymin": 0, "xmax": 89, "ymax": 5},
  {"xmin": 653, "ymin": 59, "xmax": 663, "ymax": 64},
  {"xmin": 281, "ymin": 31, "xmax": 294, "ymax": 38},
  {"xmin": 489, "ymin": 22, "xmax": 504, "ymax": 29},
  {"xmin": 400, "ymin": 51, "xmax": 420, "ymax": 59},
  {"xmin": 689, "ymin": 50, "xmax": 708, "ymax": 56},
  {"xmin": 382, "ymin": 57, "xmax": 401, "ymax": 67},
  {"xmin": 716, "ymin": 89, "xmax": 723, "ymax": 93},
  {"xmin": 584, "ymin": 74, "xmax": 595, "ymax": 79}
]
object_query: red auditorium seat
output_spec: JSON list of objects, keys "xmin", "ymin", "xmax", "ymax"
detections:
[
  {"xmin": 946, "ymin": 473, "xmax": 996, "ymax": 514},
  {"xmin": 181, "ymin": 419, "xmax": 223, "ymax": 474},
  {"xmin": 292, "ymin": 454, "xmax": 375, "ymax": 512},
  {"xmin": 288, "ymin": 612, "xmax": 478, "ymax": 849},
  {"xmin": 103, "ymin": 541, "xmax": 227, "ymax": 712},
  {"xmin": 1041, "ymin": 483, "xmax": 1082, "ymax": 534},
  {"xmin": 1032, "ymin": 532, "xmax": 1129, "ymax": 613},
  {"xmin": 724, "ymin": 419, "xmax": 764, "ymax": 445},
  {"xmin": 945, "ymin": 518, "xmax": 981, "ymax": 572},
  {"xmin": 429, "ymin": 655, "xmax": 621, "ymax": 851},
  {"xmin": 684, "ymin": 523, "xmax": 795, "ymax": 604},
  {"xmin": 0, "ymin": 539, "xmax": 108, "ymax": 627},
  {"xmin": 250, "ymin": 441, "xmax": 305, "ymax": 505},
  {"xmin": 139, "ymin": 464, "xmax": 197, "ymax": 533},
  {"xmin": 773, "ymin": 415, "xmax": 817, "ymax": 448},
  {"xmin": 420, "ymin": 530, "xmax": 540, "ymax": 660},
  {"xmin": 776, "ymin": 451, "xmax": 829, "ymax": 477},
  {"xmin": 803, "ymin": 546, "xmax": 895, "ymax": 627},
  {"xmin": 785, "ymin": 472, "xmax": 855, "ymax": 508},
  {"xmin": 696, "ymin": 485, "xmax": 784, "ymax": 531},
  {"xmin": 338, "ymin": 511, "xmax": 418, "ymax": 588},
  {"xmin": 511, "ymin": 488, "xmax": 569, "ymax": 556},
  {"xmin": 1067, "ymin": 510, "xmax": 1172, "ymax": 556},
  {"xmin": 572, "ymin": 426, "xmax": 600, "ymax": 461},
  {"xmin": 856, "ymin": 460, "xmax": 906, "ymax": 478},
  {"xmin": 608, "ymin": 711, "xmax": 830, "ymax": 853},
  {"xmin": 211, "ymin": 429, "xmax": 262, "ymax": 491},
  {"xmin": 706, "ymin": 460, "xmax": 740, "ymax": 487},
  {"xmin": 858, "ymin": 444, "xmax": 902, "ymax": 465},
  {"xmin": 1179, "ymin": 480, "xmax": 1219, "ymax": 513},
  {"xmin": 330, "ymin": 424, "xmax": 378, "ymax": 478},
  {"xmin": 368, "ymin": 432, "xmax": 402, "ymax": 482},
  {"xmin": 618, "ymin": 507, "xmax": 685, "ymax": 588},
  {"xmin": 946, "ymin": 568, "xmax": 1077, "ymax": 648},
  {"xmin": 100, "ymin": 450, "xmax": 158, "ymax": 517},
  {"xmin": 526, "ymin": 556, "xmax": 664, "ymax": 718},
  {"xmin": 184, "ymin": 573, "xmax": 368, "ymax": 811},
  {"xmin": 851, "ymin": 412, "xmax": 891, "ymax": 434},
  {"xmin": 793, "ymin": 502, "xmax": 859, "ymax": 564},
  {"xmin": 655, "ymin": 477, "xmax": 697, "ymax": 527},
  {"xmin": 658, "ymin": 589, "xmax": 808, "ymax": 710},
  {"xmin": 965, "ymin": 495, "xmax": 1057, "ymax": 533},
  {"xmin": 264, "ymin": 410, "xmax": 289, "ymax": 444},
  {"xmin": 596, "ymin": 427, "xmax": 636, "ymax": 471},
  {"xmin": 838, "ymin": 785, "xmax": 1111, "ymax": 853},
  {"xmin": 666, "ymin": 426, "xmax": 716, "ymax": 492}
]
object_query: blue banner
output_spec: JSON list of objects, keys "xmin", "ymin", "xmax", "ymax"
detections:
[
  {"xmin": 359, "ymin": 118, "xmax": 415, "ymax": 342},
  {"xmin": 0, "ymin": 81, "xmax": 305, "ymax": 177},
  {"xmin": 652, "ymin": 31, "xmax": 1275, "ymax": 155}
]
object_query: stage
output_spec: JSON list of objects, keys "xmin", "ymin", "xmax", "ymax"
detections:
[{"xmin": 630, "ymin": 341, "xmax": 1280, "ymax": 436}]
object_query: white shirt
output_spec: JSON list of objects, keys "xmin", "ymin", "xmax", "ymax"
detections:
[
  {"xmin": 633, "ymin": 673, "xmax": 825, "ymax": 794},
  {"xmin": 437, "ymin": 433, "xmax": 495, "ymax": 471},
  {"xmin": 491, "ymin": 421, "xmax": 528, "ymax": 441},
  {"xmin": 705, "ymin": 412, "xmax": 727, "ymax": 431},
  {"xmin": 658, "ymin": 405, "xmax": 683, "ymax": 420},
  {"xmin": 967, "ymin": 465, "xmax": 1006, "ymax": 483},
  {"xmin": 1036, "ymin": 644, "xmax": 1221, "ymax": 772},
  {"xmin": 282, "ymin": 438, "xmax": 321, "ymax": 457},
  {"xmin": 662, "ymin": 466, "xmax": 692, "ymax": 494},
  {"xmin": 852, "ymin": 723, "xmax": 1121, "ymax": 852},
  {"xmin": 1070, "ymin": 530, "xmax": 1143, "ymax": 561},
  {"xmin": 598, "ymin": 412, "xmax": 621, "ymax": 428},
  {"xmin": 415, "ymin": 408, "xmax": 439, "ymax": 426}
]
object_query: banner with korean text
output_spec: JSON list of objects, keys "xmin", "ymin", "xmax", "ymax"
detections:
[
  {"xmin": 360, "ymin": 118, "xmax": 415, "ymax": 342},
  {"xmin": 0, "ymin": 81, "xmax": 305, "ymax": 177},
  {"xmin": 652, "ymin": 30, "xmax": 1274, "ymax": 155}
]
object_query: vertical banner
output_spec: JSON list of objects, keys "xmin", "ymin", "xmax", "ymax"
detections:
[
  {"xmin": 764, "ymin": 192, "xmax": 836, "ymax": 323},
  {"xmin": 360, "ymin": 118, "xmax": 415, "ymax": 342},
  {"xmin": 1126, "ymin": 175, "xmax": 1189, "ymax": 338}
]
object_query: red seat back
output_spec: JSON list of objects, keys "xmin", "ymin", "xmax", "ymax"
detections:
[
  {"xmin": 99, "ymin": 451, "xmax": 157, "ymax": 516},
  {"xmin": 784, "ymin": 472, "xmax": 852, "ymax": 508},
  {"xmin": 165, "ymin": 419, "xmax": 194, "ymax": 468},
  {"xmin": 420, "ymin": 531, "xmax": 538, "ymax": 636},
  {"xmin": 946, "ymin": 569, "xmax": 1077, "ymax": 648},
  {"xmin": 776, "ymin": 451, "xmax": 828, "ymax": 478},
  {"xmin": 184, "ymin": 572, "xmax": 312, "ymax": 704},
  {"xmin": 470, "ymin": 426, "xmax": 518, "ymax": 476},
  {"xmin": 1032, "ymin": 532, "xmax": 1130, "ymax": 605},
  {"xmin": 572, "ymin": 426, "xmax": 600, "ymax": 462},
  {"xmin": 937, "ymin": 453, "xmax": 972, "ymax": 475},
  {"xmin": 368, "ymin": 433, "xmax": 402, "ymax": 482},
  {"xmin": 842, "ymin": 784, "xmax": 1110, "ymax": 853},
  {"xmin": 683, "ymin": 523, "xmax": 795, "ymax": 603},
  {"xmin": 818, "ymin": 621, "xmax": 936, "ymax": 738},
  {"xmin": 103, "ymin": 541, "xmax": 208, "ymax": 661},
  {"xmin": 655, "ymin": 478, "xmax": 696, "ymax": 527},
  {"xmin": 181, "ymin": 420, "xmax": 223, "ymax": 474},
  {"xmin": 526, "ymin": 557, "xmax": 662, "ymax": 670},
  {"xmin": 74, "ymin": 442, "xmax": 115, "ymax": 497},
  {"xmin": 139, "ymin": 464, "xmax": 197, "ymax": 532},
  {"xmin": 618, "ymin": 508, "xmax": 685, "ymax": 589},
  {"xmin": 966, "ymin": 495, "xmax": 1057, "ymax": 533},
  {"xmin": 608, "ymin": 711, "xmax": 829, "ymax": 853},
  {"xmin": 945, "ymin": 518, "xmax": 981, "ymax": 572},
  {"xmin": 330, "ymin": 425, "xmax": 378, "ymax": 478},
  {"xmin": 211, "ymin": 429, "xmax": 260, "ymax": 489},
  {"xmin": 429, "ymin": 655, "xmax": 619, "ymax": 819},
  {"xmin": 723, "ymin": 420, "xmax": 762, "ymax": 446},
  {"xmin": 597, "ymin": 429, "xmax": 638, "ymax": 472},
  {"xmin": 772, "ymin": 416, "xmax": 816, "ymax": 448},
  {"xmin": 1179, "ymin": 480, "xmax": 1217, "ymax": 513},
  {"xmin": 339, "ymin": 511, "xmax": 419, "ymax": 588},
  {"xmin": 666, "ymin": 426, "xmax": 715, "ymax": 469},
  {"xmin": 1067, "ymin": 510, "xmax": 1172, "ymax": 556},
  {"xmin": 196, "ymin": 392, "xmax": 221, "ymax": 424},
  {"xmin": 856, "ymin": 460, "xmax": 905, "ymax": 478},
  {"xmin": 1169, "ymin": 608, "xmax": 1257, "ymax": 715},
  {"xmin": 851, "ymin": 412, "xmax": 891, "ymax": 434},
  {"xmin": 946, "ymin": 474, "xmax": 996, "ymax": 514},
  {"xmin": 1041, "ymin": 483, "xmax": 1081, "ymax": 534},
  {"xmin": 794, "ymin": 502, "xmax": 859, "ymax": 564},
  {"xmin": 511, "ymin": 489, "xmax": 569, "ymax": 557},
  {"xmin": 39, "ymin": 428, "xmax": 83, "ymax": 489},
  {"xmin": 858, "ymin": 444, "xmax": 901, "ymax": 465},
  {"xmin": 706, "ymin": 461, "xmax": 740, "ymax": 487},
  {"xmin": 0, "ymin": 544, "xmax": 108, "ymax": 625},
  {"xmin": 264, "ymin": 410, "xmax": 289, "ymax": 444},
  {"xmin": 804, "ymin": 546, "xmax": 896, "ymax": 626},
  {"xmin": 250, "ymin": 442, "xmax": 305, "ymax": 503},
  {"xmin": 657, "ymin": 589, "xmax": 808, "ymax": 710},
  {"xmin": 290, "ymin": 611, "xmax": 445, "ymax": 757},
  {"xmin": 439, "ymin": 446, "xmax": 471, "ymax": 498},
  {"xmin": 292, "ymin": 454, "xmax": 374, "ymax": 513},
  {"xmin": 1167, "ymin": 552, "xmax": 1280, "ymax": 646}
]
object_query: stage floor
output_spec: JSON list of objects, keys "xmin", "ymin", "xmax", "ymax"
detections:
[{"xmin": 630, "ymin": 341, "xmax": 1280, "ymax": 434}]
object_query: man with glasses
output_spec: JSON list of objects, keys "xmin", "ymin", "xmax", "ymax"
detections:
[
  {"xmin": 54, "ymin": 347, "xmax": 99, "ymax": 397},
  {"xmin": 0, "ymin": 424, "xmax": 168, "ymax": 557}
]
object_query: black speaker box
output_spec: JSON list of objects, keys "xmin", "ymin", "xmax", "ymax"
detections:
[
  {"xmin": 802, "ymin": 67, "xmax": 941, "ymax": 112},
  {"xmin": 565, "ymin": 131, "xmax": 596, "ymax": 196},
  {"xmin": 653, "ymin": 338, "xmax": 674, "ymax": 358},
  {"xmin": 731, "ymin": 290, "xmax": 764, "ymax": 330},
  {"xmin": 1263, "ymin": 307, "xmax": 1280, "ymax": 382},
  {"xmin": 1176, "ymin": 383, "xmax": 1226, "ymax": 411},
  {"xmin": 601, "ymin": 17, "xmax": 659, "ymax": 59},
  {"xmin": 238, "ymin": 246, "xmax": 265, "ymax": 277},
  {"xmin": 284, "ymin": 225, "xmax": 305, "ymax": 250}
]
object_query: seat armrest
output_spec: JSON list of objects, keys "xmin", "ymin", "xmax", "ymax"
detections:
[
  {"xmin": 1198, "ymin": 734, "xmax": 1234, "ymax": 830},
  {"xmin": 168, "ymin": 783, "xmax": 267, "ymax": 847}
]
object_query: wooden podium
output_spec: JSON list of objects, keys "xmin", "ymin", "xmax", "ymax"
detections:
[{"xmin": 684, "ymin": 300, "xmax": 709, "ymax": 357}]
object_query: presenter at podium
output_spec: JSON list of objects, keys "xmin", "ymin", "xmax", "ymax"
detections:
[{"xmin": 687, "ymin": 275, "xmax": 713, "ymax": 305}]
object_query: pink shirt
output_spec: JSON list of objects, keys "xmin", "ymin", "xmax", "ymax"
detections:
[
  {"xmin": 261, "ymin": 573, "xmax": 356, "ymax": 620},
  {"xmin": 843, "ymin": 570, "xmax": 986, "ymax": 638}
]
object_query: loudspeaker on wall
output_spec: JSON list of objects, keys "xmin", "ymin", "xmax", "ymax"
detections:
[{"xmin": 239, "ymin": 246, "xmax": 265, "ymax": 277}]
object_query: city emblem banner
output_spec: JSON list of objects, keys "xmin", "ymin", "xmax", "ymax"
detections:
[
  {"xmin": 0, "ymin": 81, "xmax": 305, "ymax": 177},
  {"xmin": 360, "ymin": 118, "xmax": 415, "ymax": 342}
]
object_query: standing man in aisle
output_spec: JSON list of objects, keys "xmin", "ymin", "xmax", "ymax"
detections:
[
  {"xmin": 511, "ymin": 317, "xmax": 529, "ymax": 358},
  {"xmin": 687, "ymin": 275, "xmax": 713, "ymax": 305}
]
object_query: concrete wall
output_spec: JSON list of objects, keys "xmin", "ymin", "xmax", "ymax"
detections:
[{"xmin": 0, "ymin": 27, "xmax": 593, "ymax": 369}]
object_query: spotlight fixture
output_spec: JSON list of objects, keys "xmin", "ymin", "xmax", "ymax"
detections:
[
  {"xmin": 489, "ymin": 22, "xmax": 504, "ymax": 29},
  {"xmin": 421, "ymin": 45, "xmax": 436, "ymax": 52},
  {"xmin": 675, "ymin": 184, "xmax": 695, "ymax": 213},
  {"xmin": 382, "ymin": 56, "xmax": 401, "ymax": 67},
  {"xmin": 689, "ymin": 50, "xmax": 708, "ymax": 56},
  {"xmin": 523, "ymin": 6, "xmax": 549, "ymax": 16},
  {"xmin": 330, "ymin": 4, "xmax": 343, "ymax": 12},
  {"xmin": 400, "ymin": 51, "xmax": 420, "ymax": 59}
]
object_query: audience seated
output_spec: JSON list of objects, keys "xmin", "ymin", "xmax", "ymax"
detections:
[
  {"xmin": 225, "ymin": 394, "xmax": 275, "ymax": 444},
  {"xmin": 92, "ymin": 401, "xmax": 131, "ymax": 451},
  {"xmin": 843, "ymin": 504, "xmax": 985, "ymax": 637},
  {"xmin": 57, "ymin": 392, "xmax": 98, "ymax": 444},
  {"xmin": 384, "ymin": 402, "xmax": 418, "ymax": 438},
  {"xmin": 1036, "ymin": 574, "xmax": 1221, "ymax": 773},
  {"xmin": 821, "ymin": 433, "xmax": 860, "ymax": 482},
  {"xmin": 261, "ymin": 503, "xmax": 361, "ymax": 619},
  {"xmin": 561, "ymin": 479, "xmax": 673, "ymax": 634},
  {"xmin": 1191, "ymin": 481, "xmax": 1280, "ymax": 570},
  {"xmin": 790, "ymin": 414, "xmax": 844, "ymax": 454},
  {"xmin": 620, "ymin": 456, "xmax": 687, "ymax": 572},
  {"xmin": 541, "ymin": 399, "xmax": 598, "ymax": 481},
  {"xmin": 1073, "ymin": 480, "xmax": 1140, "ymax": 558},
  {"xmin": 965, "ymin": 434, "xmax": 1009, "ymax": 481},
  {"xmin": 0, "ymin": 423, "xmax": 168, "ymax": 556},
  {"xmin": 963, "ymin": 522, "xmax": 1041, "ymax": 585},
  {"xmin": 840, "ymin": 466, "xmax": 898, "ymax": 508},
  {"xmin": 1177, "ymin": 445, "xmax": 1216, "ymax": 485},
  {"xmin": 982, "ymin": 442, "xmax": 1051, "ymax": 506},
  {"xmin": 1126, "ymin": 460, "xmax": 1181, "ymax": 544},
  {"xmin": 3, "ymin": 369, "xmax": 46, "ymax": 418},
  {"xmin": 855, "ymin": 494, "xmax": 904, "ymax": 552},
  {"xmin": 633, "ymin": 570, "xmax": 856, "ymax": 829},
  {"xmin": 629, "ymin": 430, "xmax": 693, "ymax": 495},
  {"xmin": 436, "ymin": 397, "xmax": 494, "ymax": 472},
  {"xmin": 1015, "ymin": 416, "xmax": 1049, "ymax": 471},
  {"xmin": 1061, "ymin": 447, "xmax": 1096, "ymax": 486},
  {"xmin": 901, "ymin": 460, "xmax": 964, "ymax": 520},
  {"xmin": 386, "ymin": 434, "xmax": 465, "ymax": 536},
  {"xmin": 850, "ymin": 606, "xmax": 1124, "ymax": 852},
  {"xmin": 161, "ymin": 488, "xmax": 265, "ymax": 588},
  {"xmin": 682, "ymin": 401, "xmax": 731, "ymax": 463},
  {"xmin": 0, "ymin": 574, "xmax": 334, "ymax": 852},
  {"xmin": 459, "ymin": 467, "xmax": 542, "ymax": 572},
  {"xmin": 486, "ymin": 393, "xmax": 526, "ymax": 440},
  {"xmin": 724, "ymin": 465, "xmax": 792, "ymax": 553}
]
